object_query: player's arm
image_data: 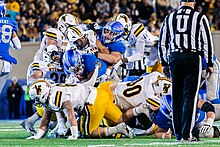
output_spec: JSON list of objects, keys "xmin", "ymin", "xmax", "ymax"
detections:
[
  {"xmin": 10, "ymin": 31, "xmax": 21, "ymax": 50},
  {"xmin": 82, "ymin": 62, "xmax": 100, "ymax": 86},
  {"xmin": 62, "ymin": 99, "xmax": 78, "ymax": 140},
  {"xmin": 96, "ymin": 39, "xmax": 109, "ymax": 54},
  {"xmin": 198, "ymin": 99, "xmax": 215, "ymax": 134},
  {"xmin": 34, "ymin": 109, "xmax": 53, "ymax": 139},
  {"xmin": 46, "ymin": 37, "xmax": 57, "ymax": 45},
  {"xmin": 34, "ymin": 37, "xmax": 57, "ymax": 61},
  {"xmin": 97, "ymin": 51, "xmax": 122, "ymax": 64},
  {"xmin": 155, "ymin": 127, "xmax": 172, "ymax": 139},
  {"xmin": 30, "ymin": 70, "xmax": 43, "ymax": 78}
]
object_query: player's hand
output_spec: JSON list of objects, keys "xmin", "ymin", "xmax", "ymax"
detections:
[
  {"xmin": 122, "ymin": 58, "xmax": 128, "ymax": 63},
  {"xmin": 95, "ymin": 61, "xmax": 101, "ymax": 68},
  {"xmin": 163, "ymin": 66, "xmax": 170, "ymax": 78},
  {"xmin": 162, "ymin": 128, "xmax": 172, "ymax": 139},
  {"xmin": 206, "ymin": 67, "xmax": 214, "ymax": 79},
  {"xmin": 88, "ymin": 22, "xmax": 100, "ymax": 31},
  {"xmin": 199, "ymin": 124, "xmax": 211, "ymax": 134},
  {"xmin": 67, "ymin": 135, "xmax": 77, "ymax": 140}
]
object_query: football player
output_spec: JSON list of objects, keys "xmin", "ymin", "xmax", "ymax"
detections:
[
  {"xmin": 63, "ymin": 25, "xmax": 111, "ymax": 84},
  {"xmin": 201, "ymin": 55, "xmax": 220, "ymax": 104},
  {"xmin": 20, "ymin": 13, "xmax": 78, "ymax": 135},
  {"xmin": 27, "ymin": 80, "xmax": 140, "ymax": 139},
  {"xmin": 154, "ymin": 95, "xmax": 220, "ymax": 140},
  {"xmin": 63, "ymin": 24, "xmax": 123, "ymax": 84},
  {"xmin": 34, "ymin": 13, "xmax": 78, "ymax": 61},
  {"xmin": 0, "ymin": 1, "xmax": 21, "ymax": 93},
  {"xmin": 21, "ymin": 44, "xmax": 66, "ymax": 135},
  {"xmin": 112, "ymin": 13, "xmax": 162, "ymax": 76},
  {"xmin": 98, "ymin": 71, "xmax": 172, "ymax": 135}
]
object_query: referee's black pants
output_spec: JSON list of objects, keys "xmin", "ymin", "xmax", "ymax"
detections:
[{"xmin": 169, "ymin": 52, "xmax": 202, "ymax": 140}]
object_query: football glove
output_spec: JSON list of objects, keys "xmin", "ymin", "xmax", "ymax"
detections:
[
  {"xmin": 199, "ymin": 118, "xmax": 214, "ymax": 134},
  {"xmin": 199, "ymin": 124, "xmax": 212, "ymax": 134}
]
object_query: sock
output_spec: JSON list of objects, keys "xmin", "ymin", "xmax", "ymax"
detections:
[
  {"xmin": 106, "ymin": 126, "xmax": 118, "ymax": 136},
  {"xmin": 28, "ymin": 113, "xmax": 40, "ymax": 124},
  {"xmin": 132, "ymin": 104, "xmax": 149, "ymax": 116}
]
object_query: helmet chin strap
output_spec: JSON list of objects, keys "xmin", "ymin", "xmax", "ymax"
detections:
[{"xmin": 151, "ymin": 82, "xmax": 162, "ymax": 97}]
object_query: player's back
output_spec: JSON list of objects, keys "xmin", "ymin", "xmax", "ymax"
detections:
[
  {"xmin": 0, "ymin": 17, "xmax": 18, "ymax": 63},
  {"xmin": 113, "ymin": 76, "xmax": 149, "ymax": 111},
  {"xmin": 0, "ymin": 17, "xmax": 17, "ymax": 50},
  {"xmin": 48, "ymin": 83, "xmax": 88, "ymax": 112}
]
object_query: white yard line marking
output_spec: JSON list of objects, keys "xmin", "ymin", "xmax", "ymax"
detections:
[{"xmin": 88, "ymin": 145, "xmax": 115, "ymax": 147}]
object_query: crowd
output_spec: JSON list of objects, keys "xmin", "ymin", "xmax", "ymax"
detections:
[{"xmin": 4, "ymin": 0, "xmax": 220, "ymax": 42}]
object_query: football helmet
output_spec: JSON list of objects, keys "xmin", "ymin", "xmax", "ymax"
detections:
[
  {"xmin": 112, "ymin": 13, "xmax": 132, "ymax": 37},
  {"xmin": 29, "ymin": 80, "xmax": 51, "ymax": 106},
  {"xmin": 152, "ymin": 76, "xmax": 172, "ymax": 97},
  {"xmin": 58, "ymin": 14, "xmax": 79, "ymax": 35},
  {"xmin": 102, "ymin": 21, "xmax": 124, "ymax": 44},
  {"xmin": 0, "ymin": 1, "xmax": 6, "ymax": 17},
  {"xmin": 43, "ymin": 44, "xmax": 62, "ymax": 67},
  {"xmin": 62, "ymin": 49, "xmax": 84, "ymax": 78},
  {"xmin": 66, "ymin": 26, "xmax": 88, "ymax": 50}
]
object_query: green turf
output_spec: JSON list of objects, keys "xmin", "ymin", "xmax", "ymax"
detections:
[{"xmin": 0, "ymin": 120, "xmax": 220, "ymax": 147}]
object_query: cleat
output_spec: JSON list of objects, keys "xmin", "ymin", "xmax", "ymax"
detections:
[
  {"xmin": 181, "ymin": 137, "xmax": 199, "ymax": 142},
  {"xmin": 116, "ymin": 122, "xmax": 133, "ymax": 138},
  {"xmin": 20, "ymin": 119, "xmax": 36, "ymax": 135}
]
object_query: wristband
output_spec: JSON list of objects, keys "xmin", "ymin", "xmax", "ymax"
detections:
[{"xmin": 206, "ymin": 118, "xmax": 214, "ymax": 126}]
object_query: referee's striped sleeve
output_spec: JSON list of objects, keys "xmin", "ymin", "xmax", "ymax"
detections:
[
  {"xmin": 200, "ymin": 15, "xmax": 214, "ymax": 67},
  {"xmin": 158, "ymin": 16, "xmax": 169, "ymax": 66}
]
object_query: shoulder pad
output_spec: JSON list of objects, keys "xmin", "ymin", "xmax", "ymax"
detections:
[
  {"xmin": 133, "ymin": 24, "xmax": 145, "ymax": 37},
  {"xmin": 45, "ymin": 28, "xmax": 58, "ymax": 40}
]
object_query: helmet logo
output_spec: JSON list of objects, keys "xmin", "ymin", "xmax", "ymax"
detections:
[
  {"xmin": 163, "ymin": 83, "xmax": 171, "ymax": 94},
  {"xmin": 34, "ymin": 85, "xmax": 42, "ymax": 95}
]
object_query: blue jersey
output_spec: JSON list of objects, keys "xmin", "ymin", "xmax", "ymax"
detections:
[
  {"xmin": 0, "ymin": 17, "xmax": 18, "ymax": 64},
  {"xmin": 82, "ymin": 54, "xmax": 107, "ymax": 77},
  {"xmin": 154, "ymin": 95, "xmax": 206, "ymax": 130},
  {"xmin": 97, "ymin": 32, "xmax": 126, "ymax": 54},
  {"xmin": 63, "ymin": 50, "xmax": 107, "ymax": 78}
]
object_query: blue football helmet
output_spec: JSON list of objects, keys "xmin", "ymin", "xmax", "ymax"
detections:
[
  {"xmin": 102, "ymin": 21, "xmax": 124, "ymax": 44},
  {"xmin": 0, "ymin": 1, "xmax": 6, "ymax": 17},
  {"xmin": 62, "ymin": 50, "xmax": 84, "ymax": 77}
]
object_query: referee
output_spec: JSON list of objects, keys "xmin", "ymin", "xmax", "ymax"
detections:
[{"xmin": 158, "ymin": 0, "xmax": 214, "ymax": 142}]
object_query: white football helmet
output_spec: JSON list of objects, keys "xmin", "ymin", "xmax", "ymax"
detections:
[
  {"xmin": 43, "ymin": 44, "xmax": 62, "ymax": 67},
  {"xmin": 58, "ymin": 13, "xmax": 79, "ymax": 35},
  {"xmin": 29, "ymin": 80, "xmax": 51, "ymax": 106},
  {"xmin": 152, "ymin": 76, "xmax": 172, "ymax": 97},
  {"xmin": 112, "ymin": 13, "xmax": 132, "ymax": 37}
]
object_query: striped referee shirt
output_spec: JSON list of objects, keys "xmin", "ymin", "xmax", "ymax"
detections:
[{"xmin": 158, "ymin": 6, "xmax": 214, "ymax": 67}]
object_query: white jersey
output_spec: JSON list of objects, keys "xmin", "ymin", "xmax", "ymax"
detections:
[
  {"xmin": 144, "ymin": 46, "xmax": 160, "ymax": 66},
  {"xmin": 34, "ymin": 28, "xmax": 68, "ymax": 61},
  {"xmin": 48, "ymin": 83, "xmax": 97, "ymax": 112},
  {"xmin": 113, "ymin": 72, "xmax": 169, "ymax": 111},
  {"xmin": 126, "ymin": 23, "xmax": 159, "ymax": 64},
  {"xmin": 27, "ymin": 60, "xmax": 66, "ymax": 86}
]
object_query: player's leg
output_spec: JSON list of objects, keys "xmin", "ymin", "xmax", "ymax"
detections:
[
  {"xmin": 206, "ymin": 60, "xmax": 220, "ymax": 104},
  {"xmin": 21, "ymin": 106, "xmax": 43, "ymax": 134}
]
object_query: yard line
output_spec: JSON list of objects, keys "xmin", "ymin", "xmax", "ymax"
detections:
[{"xmin": 88, "ymin": 145, "xmax": 115, "ymax": 147}]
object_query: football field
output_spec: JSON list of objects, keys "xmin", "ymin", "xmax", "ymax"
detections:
[{"xmin": 1, "ymin": 120, "xmax": 220, "ymax": 147}]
